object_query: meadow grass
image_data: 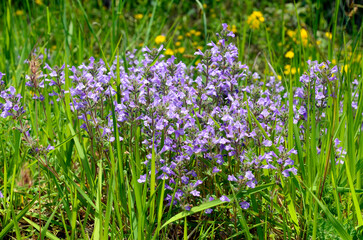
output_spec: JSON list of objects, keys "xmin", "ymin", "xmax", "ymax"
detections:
[{"xmin": 0, "ymin": 0, "xmax": 362, "ymax": 239}]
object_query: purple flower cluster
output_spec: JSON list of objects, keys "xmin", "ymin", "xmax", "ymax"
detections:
[
  {"xmin": 2, "ymin": 24, "xmax": 356, "ymax": 214},
  {"xmin": 0, "ymin": 81, "xmax": 25, "ymax": 119}
]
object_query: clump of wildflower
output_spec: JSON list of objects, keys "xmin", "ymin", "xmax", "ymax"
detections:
[{"xmin": 247, "ymin": 11, "xmax": 265, "ymax": 30}]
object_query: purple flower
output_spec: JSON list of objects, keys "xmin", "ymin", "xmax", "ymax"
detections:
[
  {"xmin": 205, "ymin": 208, "xmax": 213, "ymax": 214},
  {"xmin": 0, "ymin": 191, "xmax": 3, "ymax": 198},
  {"xmin": 262, "ymin": 140, "xmax": 272, "ymax": 147},
  {"xmin": 181, "ymin": 176, "xmax": 189, "ymax": 184},
  {"xmin": 245, "ymin": 171, "xmax": 254, "ymax": 180},
  {"xmin": 220, "ymin": 195, "xmax": 230, "ymax": 202},
  {"xmin": 190, "ymin": 190, "xmax": 200, "ymax": 197},
  {"xmin": 46, "ymin": 145, "xmax": 55, "ymax": 151},
  {"xmin": 282, "ymin": 167, "xmax": 298, "ymax": 177},
  {"xmin": 137, "ymin": 174, "xmax": 147, "ymax": 183},
  {"xmin": 246, "ymin": 180, "xmax": 256, "ymax": 188},
  {"xmin": 227, "ymin": 175, "xmax": 237, "ymax": 182},
  {"xmin": 334, "ymin": 138, "xmax": 341, "ymax": 147},
  {"xmin": 239, "ymin": 201, "xmax": 250, "ymax": 209},
  {"xmin": 185, "ymin": 205, "xmax": 191, "ymax": 211}
]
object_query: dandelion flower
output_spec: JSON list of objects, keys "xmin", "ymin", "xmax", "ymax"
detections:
[
  {"xmin": 325, "ymin": 32, "xmax": 332, "ymax": 40},
  {"xmin": 285, "ymin": 51, "xmax": 294, "ymax": 59},
  {"xmin": 177, "ymin": 47, "xmax": 185, "ymax": 54},
  {"xmin": 134, "ymin": 14, "xmax": 143, "ymax": 20},
  {"xmin": 165, "ymin": 49, "xmax": 174, "ymax": 55},
  {"xmin": 155, "ymin": 35, "xmax": 166, "ymax": 44}
]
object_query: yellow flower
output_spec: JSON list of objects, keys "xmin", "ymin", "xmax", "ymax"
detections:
[
  {"xmin": 285, "ymin": 51, "xmax": 294, "ymax": 59},
  {"xmin": 291, "ymin": 67, "xmax": 297, "ymax": 74},
  {"xmin": 190, "ymin": 30, "xmax": 196, "ymax": 35},
  {"xmin": 332, "ymin": 59, "xmax": 337, "ymax": 65},
  {"xmin": 165, "ymin": 49, "xmax": 174, "ymax": 55},
  {"xmin": 177, "ymin": 47, "xmax": 185, "ymax": 54},
  {"xmin": 186, "ymin": 32, "xmax": 191, "ymax": 37},
  {"xmin": 15, "ymin": 10, "xmax": 24, "ymax": 16},
  {"xmin": 177, "ymin": 36, "xmax": 183, "ymax": 40},
  {"xmin": 316, "ymin": 40, "xmax": 321, "ymax": 45},
  {"xmin": 287, "ymin": 29, "xmax": 295, "ymax": 38},
  {"xmin": 195, "ymin": 60, "xmax": 200, "ymax": 65},
  {"xmin": 247, "ymin": 11, "xmax": 265, "ymax": 30},
  {"xmin": 35, "ymin": 0, "xmax": 43, "ymax": 5},
  {"xmin": 195, "ymin": 31, "xmax": 202, "ymax": 36},
  {"xmin": 341, "ymin": 65, "xmax": 348, "ymax": 73},
  {"xmin": 51, "ymin": 45, "xmax": 57, "ymax": 50},
  {"xmin": 155, "ymin": 35, "xmax": 166, "ymax": 44},
  {"xmin": 284, "ymin": 65, "xmax": 296, "ymax": 75},
  {"xmin": 203, "ymin": 3, "xmax": 207, "ymax": 8},
  {"xmin": 277, "ymin": 75, "xmax": 282, "ymax": 80},
  {"xmin": 211, "ymin": 13, "xmax": 217, "ymax": 18},
  {"xmin": 229, "ymin": 25, "xmax": 237, "ymax": 33},
  {"xmin": 300, "ymin": 29, "xmax": 308, "ymax": 39},
  {"xmin": 138, "ymin": 42, "xmax": 144, "ymax": 47},
  {"xmin": 175, "ymin": 41, "xmax": 181, "ymax": 47},
  {"xmin": 354, "ymin": 53, "xmax": 362, "ymax": 62},
  {"xmin": 197, "ymin": 46, "xmax": 203, "ymax": 50},
  {"xmin": 134, "ymin": 14, "xmax": 143, "ymax": 20},
  {"xmin": 325, "ymin": 32, "xmax": 332, "ymax": 40},
  {"xmin": 192, "ymin": 42, "xmax": 198, "ymax": 46}
]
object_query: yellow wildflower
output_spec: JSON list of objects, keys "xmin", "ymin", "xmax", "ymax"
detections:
[
  {"xmin": 354, "ymin": 53, "xmax": 362, "ymax": 62},
  {"xmin": 175, "ymin": 42, "xmax": 181, "ymax": 47},
  {"xmin": 155, "ymin": 35, "xmax": 166, "ymax": 44},
  {"xmin": 15, "ymin": 10, "xmax": 24, "ymax": 16},
  {"xmin": 284, "ymin": 65, "xmax": 296, "ymax": 75},
  {"xmin": 51, "ymin": 45, "xmax": 57, "ymax": 50},
  {"xmin": 195, "ymin": 31, "xmax": 202, "ymax": 36},
  {"xmin": 35, "ymin": 0, "xmax": 43, "ymax": 5},
  {"xmin": 211, "ymin": 13, "xmax": 217, "ymax": 18},
  {"xmin": 134, "ymin": 14, "xmax": 143, "ymax": 20},
  {"xmin": 186, "ymin": 32, "xmax": 191, "ymax": 37},
  {"xmin": 277, "ymin": 75, "xmax": 282, "ymax": 80},
  {"xmin": 325, "ymin": 32, "xmax": 332, "ymax": 40},
  {"xmin": 300, "ymin": 29, "xmax": 308, "ymax": 39},
  {"xmin": 332, "ymin": 59, "xmax": 337, "ymax": 65},
  {"xmin": 228, "ymin": 25, "xmax": 237, "ymax": 33},
  {"xmin": 341, "ymin": 65, "xmax": 348, "ymax": 73},
  {"xmin": 165, "ymin": 49, "xmax": 174, "ymax": 55},
  {"xmin": 247, "ymin": 11, "xmax": 265, "ymax": 30},
  {"xmin": 138, "ymin": 42, "xmax": 144, "ymax": 47},
  {"xmin": 192, "ymin": 42, "xmax": 198, "ymax": 46},
  {"xmin": 197, "ymin": 46, "xmax": 203, "ymax": 50},
  {"xmin": 287, "ymin": 29, "xmax": 295, "ymax": 38},
  {"xmin": 177, "ymin": 47, "xmax": 185, "ymax": 54},
  {"xmin": 285, "ymin": 51, "xmax": 294, "ymax": 59},
  {"xmin": 203, "ymin": 3, "xmax": 207, "ymax": 8},
  {"xmin": 316, "ymin": 40, "xmax": 321, "ymax": 45},
  {"xmin": 195, "ymin": 60, "xmax": 201, "ymax": 65},
  {"xmin": 190, "ymin": 30, "xmax": 196, "ymax": 35},
  {"xmin": 177, "ymin": 36, "xmax": 183, "ymax": 40}
]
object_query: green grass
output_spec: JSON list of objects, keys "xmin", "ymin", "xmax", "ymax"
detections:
[{"xmin": 0, "ymin": 0, "xmax": 362, "ymax": 239}]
